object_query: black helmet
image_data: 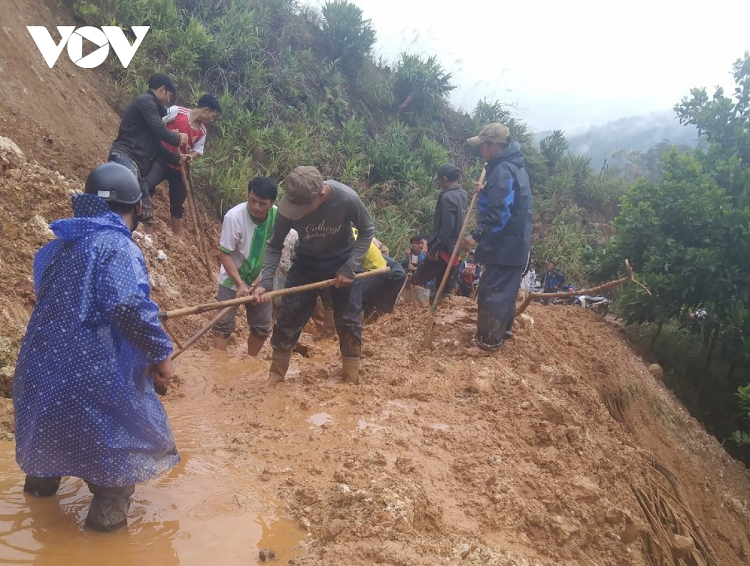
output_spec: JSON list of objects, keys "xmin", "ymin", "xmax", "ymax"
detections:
[{"xmin": 85, "ymin": 163, "xmax": 142, "ymax": 205}]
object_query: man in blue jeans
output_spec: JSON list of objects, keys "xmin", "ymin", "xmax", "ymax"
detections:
[
  {"xmin": 463, "ymin": 123, "xmax": 533, "ymax": 351},
  {"xmin": 253, "ymin": 166, "xmax": 375, "ymax": 385}
]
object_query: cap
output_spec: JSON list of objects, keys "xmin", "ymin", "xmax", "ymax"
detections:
[
  {"xmin": 436, "ymin": 163, "xmax": 461, "ymax": 181},
  {"xmin": 466, "ymin": 123, "xmax": 510, "ymax": 146},
  {"xmin": 278, "ymin": 166, "xmax": 324, "ymax": 220}
]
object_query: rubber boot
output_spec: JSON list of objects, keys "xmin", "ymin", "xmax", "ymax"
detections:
[
  {"xmin": 475, "ymin": 310, "xmax": 505, "ymax": 351},
  {"xmin": 266, "ymin": 349, "xmax": 292, "ymax": 384},
  {"xmin": 311, "ymin": 298, "xmax": 325, "ymax": 339},
  {"xmin": 84, "ymin": 483, "xmax": 135, "ymax": 533},
  {"xmin": 213, "ymin": 335, "xmax": 230, "ymax": 351},
  {"xmin": 247, "ymin": 333, "xmax": 267, "ymax": 356},
  {"xmin": 321, "ymin": 307, "xmax": 336, "ymax": 340},
  {"xmin": 341, "ymin": 356, "xmax": 360, "ymax": 384},
  {"xmin": 23, "ymin": 475, "xmax": 61, "ymax": 497},
  {"xmin": 170, "ymin": 217, "xmax": 183, "ymax": 235},
  {"xmin": 413, "ymin": 286, "xmax": 430, "ymax": 308}
]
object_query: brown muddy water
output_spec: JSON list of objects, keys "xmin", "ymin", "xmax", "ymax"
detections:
[{"xmin": 0, "ymin": 350, "xmax": 306, "ymax": 565}]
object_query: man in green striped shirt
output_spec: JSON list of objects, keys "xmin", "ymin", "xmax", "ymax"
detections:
[{"xmin": 212, "ymin": 177, "xmax": 278, "ymax": 355}]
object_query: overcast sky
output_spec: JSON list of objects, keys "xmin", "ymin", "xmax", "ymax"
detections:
[{"xmin": 306, "ymin": 0, "xmax": 750, "ymax": 133}]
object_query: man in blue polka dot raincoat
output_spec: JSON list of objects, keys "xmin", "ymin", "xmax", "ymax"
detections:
[{"xmin": 12, "ymin": 162, "xmax": 178, "ymax": 532}]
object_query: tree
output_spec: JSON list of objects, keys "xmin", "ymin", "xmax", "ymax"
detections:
[
  {"xmin": 676, "ymin": 52, "xmax": 750, "ymax": 207},
  {"xmin": 320, "ymin": 0, "xmax": 376, "ymax": 79},
  {"xmin": 602, "ymin": 144, "xmax": 750, "ymax": 444},
  {"xmin": 393, "ymin": 53, "xmax": 455, "ymax": 115},
  {"xmin": 540, "ymin": 130, "xmax": 569, "ymax": 171}
]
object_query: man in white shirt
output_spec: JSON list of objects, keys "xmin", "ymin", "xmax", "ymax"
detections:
[{"xmin": 212, "ymin": 177, "xmax": 277, "ymax": 355}]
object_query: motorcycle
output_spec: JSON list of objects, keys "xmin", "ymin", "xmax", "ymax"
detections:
[
  {"xmin": 687, "ymin": 308, "xmax": 707, "ymax": 334},
  {"xmin": 573, "ymin": 295, "xmax": 611, "ymax": 315}
]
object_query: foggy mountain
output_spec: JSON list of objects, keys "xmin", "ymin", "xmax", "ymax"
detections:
[{"xmin": 535, "ymin": 110, "xmax": 702, "ymax": 170}]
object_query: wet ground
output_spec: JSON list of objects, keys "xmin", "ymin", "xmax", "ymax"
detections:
[
  {"xmin": 0, "ymin": 350, "xmax": 306, "ymax": 565},
  {"xmin": 1, "ymin": 304, "xmax": 750, "ymax": 565}
]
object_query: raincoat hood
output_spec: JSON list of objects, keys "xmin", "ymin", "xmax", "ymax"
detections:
[
  {"xmin": 50, "ymin": 193, "xmax": 133, "ymax": 242},
  {"xmin": 488, "ymin": 141, "xmax": 526, "ymax": 170}
]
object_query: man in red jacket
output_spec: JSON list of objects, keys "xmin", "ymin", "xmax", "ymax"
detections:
[{"xmin": 145, "ymin": 94, "xmax": 222, "ymax": 234}]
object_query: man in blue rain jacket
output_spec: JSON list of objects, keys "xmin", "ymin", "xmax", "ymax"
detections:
[
  {"xmin": 463, "ymin": 123, "xmax": 533, "ymax": 351},
  {"xmin": 13, "ymin": 163, "xmax": 178, "ymax": 532}
]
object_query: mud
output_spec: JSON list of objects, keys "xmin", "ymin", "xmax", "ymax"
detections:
[
  {"xmin": 2, "ymin": 150, "xmax": 750, "ymax": 566},
  {"xmin": 0, "ymin": 350, "xmax": 306, "ymax": 565}
]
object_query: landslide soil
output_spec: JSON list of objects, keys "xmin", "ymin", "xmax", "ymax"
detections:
[
  {"xmin": 3, "ymin": 151, "xmax": 750, "ymax": 566},
  {"xmin": 1, "ymin": 2, "xmax": 750, "ymax": 565}
]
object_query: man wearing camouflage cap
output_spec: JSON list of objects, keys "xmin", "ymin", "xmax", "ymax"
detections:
[
  {"xmin": 253, "ymin": 166, "xmax": 375, "ymax": 384},
  {"xmin": 463, "ymin": 123, "xmax": 533, "ymax": 351}
]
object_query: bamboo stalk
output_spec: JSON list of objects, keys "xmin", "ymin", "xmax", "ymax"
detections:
[
  {"xmin": 181, "ymin": 166, "xmax": 213, "ymax": 280},
  {"xmin": 161, "ymin": 320, "xmax": 184, "ymax": 350}
]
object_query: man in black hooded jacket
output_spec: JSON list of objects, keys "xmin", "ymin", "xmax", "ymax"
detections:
[
  {"xmin": 463, "ymin": 123, "xmax": 533, "ymax": 351},
  {"xmin": 109, "ymin": 73, "xmax": 190, "ymax": 231}
]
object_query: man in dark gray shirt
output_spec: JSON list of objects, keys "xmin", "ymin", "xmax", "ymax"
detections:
[
  {"xmin": 411, "ymin": 164, "xmax": 469, "ymax": 307},
  {"xmin": 253, "ymin": 166, "xmax": 375, "ymax": 384}
]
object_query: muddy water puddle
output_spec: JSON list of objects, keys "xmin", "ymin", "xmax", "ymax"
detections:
[
  {"xmin": 307, "ymin": 412, "xmax": 333, "ymax": 427},
  {"xmin": 0, "ymin": 349, "xmax": 305, "ymax": 565}
]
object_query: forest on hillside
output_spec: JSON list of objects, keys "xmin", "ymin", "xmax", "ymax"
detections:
[{"xmin": 62, "ymin": 0, "xmax": 750, "ymax": 461}]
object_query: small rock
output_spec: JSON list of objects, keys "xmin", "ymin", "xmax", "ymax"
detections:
[
  {"xmin": 603, "ymin": 507, "xmax": 625, "ymax": 525},
  {"xmin": 648, "ymin": 363, "xmax": 663, "ymax": 379},
  {"xmin": 258, "ymin": 548, "xmax": 276, "ymax": 561},
  {"xmin": 156, "ymin": 250, "xmax": 168, "ymax": 261},
  {"xmin": 323, "ymin": 519, "xmax": 344, "ymax": 541},
  {"xmin": 0, "ymin": 136, "xmax": 26, "ymax": 170},
  {"xmin": 669, "ymin": 533, "xmax": 694, "ymax": 559},
  {"xmin": 550, "ymin": 515, "xmax": 581, "ymax": 542},
  {"xmin": 620, "ymin": 516, "xmax": 648, "ymax": 545}
]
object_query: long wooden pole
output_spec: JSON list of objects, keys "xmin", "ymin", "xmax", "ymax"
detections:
[
  {"xmin": 515, "ymin": 259, "xmax": 646, "ymax": 316},
  {"xmin": 169, "ymin": 306, "xmax": 233, "ymax": 361},
  {"xmin": 181, "ymin": 166, "xmax": 213, "ymax": 281},
  {"xmin": 159, "ymin": 266, "xmax": 391, "ymax": 320},
  {"xmin": 422, "ymin": 168, "xmax": 485, "ymax": 348}
]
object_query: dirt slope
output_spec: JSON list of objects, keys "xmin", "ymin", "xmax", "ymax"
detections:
[
  {"xmin": 1, "ymin": 1, "xmax": 749, "ymax": 564},
  {"xmin": 0, "ymin": 140, "xmax": 219, "ymax": 397},
  {"xmin": 0, "ymin": 0, "xmax": 118, "ymax": 180},
  {"xmin": 195, "ymin": 302, "xmax": 748, "ymax": 566}
]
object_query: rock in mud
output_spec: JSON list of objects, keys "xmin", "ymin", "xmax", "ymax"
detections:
[
  {"xmin": 258, "ymin": 548, "xmax": 277, "ymax": 561},
  {"xmin": 648, "ymin": 363, "xmax": 663, "ymax": 379},
  {"xmin": 620, "ymin": 515, "xmax": 648, "ymax": 544},
  {"xmin": 669, "ymin": 533, "xmax": 694, "ymax": 559},
  {"xmin": 0, "ymin": 137, "xmax": 25, "ymax": 171},
  {"xmin": 323, "ymin": 519, "xmax": 345, "ymax": 541},
  {"xmin": 550, "ymin": 515, "xmax": 581, "ymax": 543}
]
